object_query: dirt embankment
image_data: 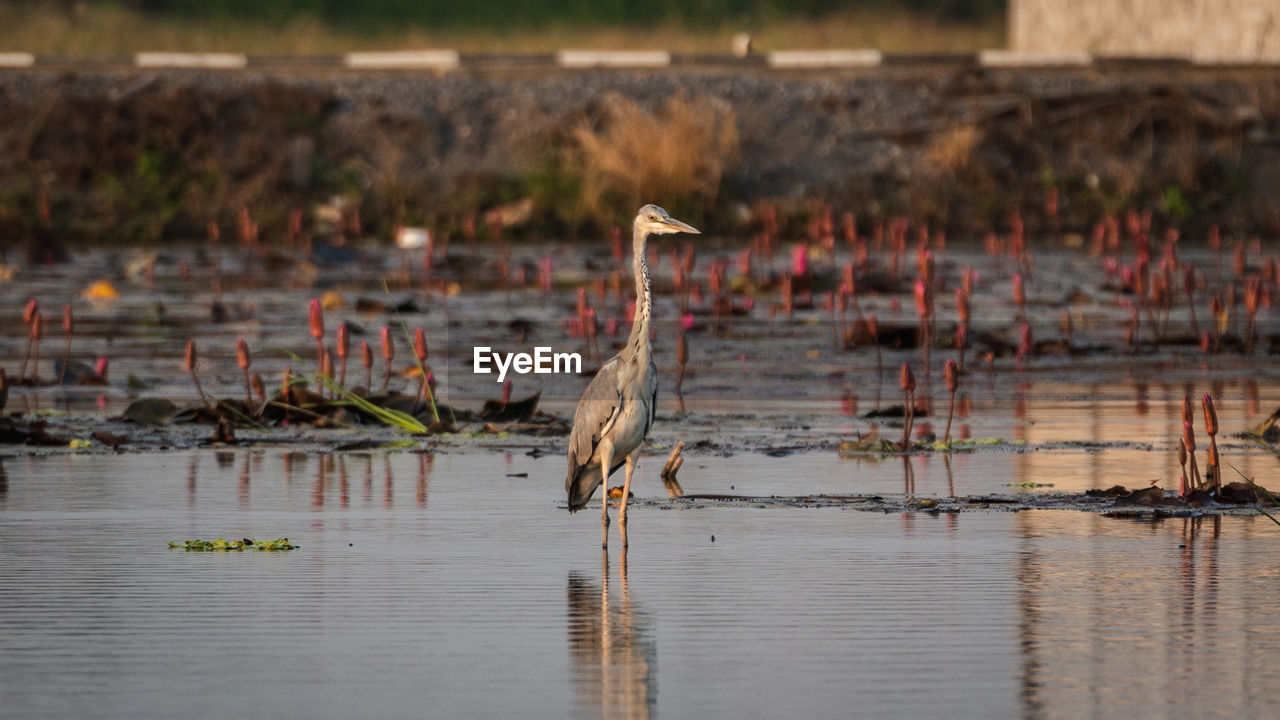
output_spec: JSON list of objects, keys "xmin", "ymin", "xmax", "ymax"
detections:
[{"xmin": 2, "ymin": 65, "xmax": 1279, "ymax": 247}]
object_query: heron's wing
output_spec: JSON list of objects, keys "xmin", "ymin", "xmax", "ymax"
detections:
[{"xmin": 566, "ymin": 358, "xmax": 623, "ymax": 491}]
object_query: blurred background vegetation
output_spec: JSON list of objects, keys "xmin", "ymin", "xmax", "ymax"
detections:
[
  {"xmin": 0, "ymin": 0, "xmax": 1006, "ymax": 53},
  {"xmin": 130, "ymin": 0, "xmax": 1003, "ymax": 26}
]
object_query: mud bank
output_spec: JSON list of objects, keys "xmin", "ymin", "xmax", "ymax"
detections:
[{"xmin": 3, "ymin": 64, "xmax": 1279, "ymax": 246}]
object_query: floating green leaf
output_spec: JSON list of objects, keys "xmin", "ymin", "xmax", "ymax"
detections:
[{"xmin": 168, "ymin": 537, "xmax": 298, "ymax": 551}]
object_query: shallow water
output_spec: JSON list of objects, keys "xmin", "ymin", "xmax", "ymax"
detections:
[
  {"xmin": 2, "ymin": 450, "xmax": 1279, "ymax": 719},
  {"xmin": 1, "ymin": 242, "xmax": 1278, "ymax": 716}
]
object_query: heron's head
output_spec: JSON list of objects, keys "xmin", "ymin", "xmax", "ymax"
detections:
[{"xmin": 636, "ymin": 204, "xmax": 700, "ymax": 236}]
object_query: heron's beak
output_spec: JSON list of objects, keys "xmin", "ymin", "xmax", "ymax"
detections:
[{"xmin": 660, "ymin": 217, "xmax": 700, "ymax": 235}]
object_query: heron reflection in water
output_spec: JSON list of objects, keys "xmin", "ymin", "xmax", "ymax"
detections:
[
  {"xmin": 566, "ymin": 205, "xmax": 700, "ymax": 549},
  {"xmin": 567, "ymin": 551, "xmax": 656, "ymax": 720}
]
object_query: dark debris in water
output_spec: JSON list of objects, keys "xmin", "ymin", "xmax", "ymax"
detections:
[
  {"xmin": 0, "ymin": 417, "xmax": 68, "ymax": 446},
  {"xmin": 612, "ymin": 484, "xmax": 1280, "ymax": 519},
  {"xmin": 87, "ymin": 390, "xmax": 571, "ymax": 449},
  {"xmin": 862, "ymin": 404, "xmax": 929, "ymax": 419}
]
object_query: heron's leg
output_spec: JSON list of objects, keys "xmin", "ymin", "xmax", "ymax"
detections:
[
  {"xmin": 618, "ymin": 449, "xmax": 640, "ymax": 547},
  {"xmin": 599, "ymin": 442, "xmax": 613, "ymax": 549}
]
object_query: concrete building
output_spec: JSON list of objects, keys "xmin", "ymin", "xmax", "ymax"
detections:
[{"xmin": 1011, "ymin": 0, "xmax": 1279, "ymax": 59}]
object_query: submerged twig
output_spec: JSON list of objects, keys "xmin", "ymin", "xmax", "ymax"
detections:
[{"xmin": 661, "ymin": 441, "xmax": 686, "ymax": 479}]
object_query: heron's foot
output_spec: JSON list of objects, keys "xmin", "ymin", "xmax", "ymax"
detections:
[
  {"xmin": 618, "ymin": 513, "xmax": 629, "ymax": 548},
  {"xmin": 601, "ymin": 509, "xmax": 610, "ymax": 549}
]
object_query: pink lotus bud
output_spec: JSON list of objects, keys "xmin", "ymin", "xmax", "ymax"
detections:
[
  {"xmin": 380, "ymin": 327, "xmax": 394, "ymax": 363},
  {"xmin": 790, "ymin": 244, "xmax": 809, "ymax": 277},
  {"xmin": 336, "ymin": 322, "xmax": 349, "ymax": 359},
  {"xmin": 1202, "ymin": 394, "xmax": 1218, "ymax": 436},
  {"xmin": 413, "ymin": 328, "xmax": 428, "ymax": 362},
  {"xmin": 913, "ymin": 280, "xmax": 930, "ymax": 319},
  {"xmin": 308, "ymin": 299, "xmax": 324, "ymax": 341},
  {"xmin": 918, "ymin": 250, "xmax": 934, "ymax": 285},
  {"xmin": 899, "ymin": 362, "xmax": 915, "ymax": 392},
  {"xmin": 1245, "ymin": 277, "xmax": 1262, "ymax": 314}
]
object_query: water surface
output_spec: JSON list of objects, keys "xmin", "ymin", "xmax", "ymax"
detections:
[{"xmin": 2, "ymin": 451, "xmax": 1277, "ymax": 719}]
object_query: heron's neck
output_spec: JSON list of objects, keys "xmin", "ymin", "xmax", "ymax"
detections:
[{"xmin": 625, "ymin": 223, "xmax": 652, "ymax": 360}]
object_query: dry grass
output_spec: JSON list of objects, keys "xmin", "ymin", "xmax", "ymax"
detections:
[
  {"xmin": 925, "ymin": 125, "xmax": 982, "ymax": 175},
  {"xmin": 0, "ymin": 4, "xmax": 1004, "ymax": 54},
  {"xmin": 569, "ymin": 94, "xmax": 739, "ymax": 223}
]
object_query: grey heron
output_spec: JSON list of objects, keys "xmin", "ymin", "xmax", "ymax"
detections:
[{"xmin": 566, "ymin": 204, "xmax": 700, "ymax": 548}]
